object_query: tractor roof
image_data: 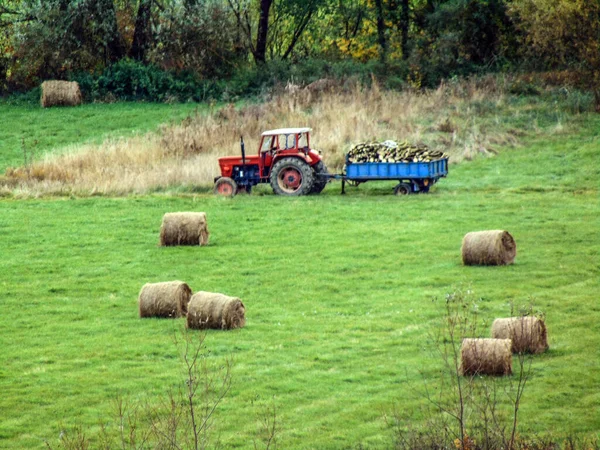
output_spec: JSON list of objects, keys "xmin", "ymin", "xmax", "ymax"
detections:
[{"xmin": 261, "ymin": 127, "xmax": 311, "ymax": 136}]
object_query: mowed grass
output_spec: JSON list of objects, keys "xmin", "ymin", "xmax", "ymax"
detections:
[
  {"xmin": 0, "ymin": 101, "xmax": 200, "ymax": 172},
  {"xmin": 0, "ymin": 113, "xmax": 599, "ymax": 448}
]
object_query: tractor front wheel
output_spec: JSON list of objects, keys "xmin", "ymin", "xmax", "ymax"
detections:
[
  {"xmin": 270, "ymin": 157, "xmax": 315, "ymax": 196},
  {"xmin": 214, "ymin": 177, "xmax": 237, "ymax": 197}
]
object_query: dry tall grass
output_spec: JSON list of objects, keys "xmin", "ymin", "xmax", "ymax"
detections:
[{"xmin": 3, "ymin": 78, "xmax": 526, "ymax": 196}]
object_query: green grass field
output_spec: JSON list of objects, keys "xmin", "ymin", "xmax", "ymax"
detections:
[{"xmin": 0, "ymin": 103, "xmax": 598, "ymax": 449}]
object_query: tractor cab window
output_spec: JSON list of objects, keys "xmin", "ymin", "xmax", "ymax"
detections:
[
  {"xmin": 279, "ymin": 134, "xmax": 296, "ymax": 149},
  {"xmin": 261, "ymin": 136, "xmax": 273, "ymax": 151},
  {"xmin": 298, "ymin": 132, "xmax": 308, "ymax": 149}
]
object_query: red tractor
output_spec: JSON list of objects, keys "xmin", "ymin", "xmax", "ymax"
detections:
[{"xmin": 213, "ymin": 128, "xmax": 328, "ymax": 196}]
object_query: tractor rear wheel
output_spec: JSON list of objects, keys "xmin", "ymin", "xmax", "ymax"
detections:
[
  {"xmin": 270, "ymin": 157, "xmax": 314, "ymax": 196},
  {"xmin": 310, "ymin": 161, "xmax": 329, "ymax": 194},
  {"xmin": 214, "ymin": 177, "xmax": 237, "ymax": 197}
]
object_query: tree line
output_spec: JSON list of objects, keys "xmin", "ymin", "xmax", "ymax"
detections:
[{"xmin": 0, "ymin": 0, "xmax": 598, "ymax": 104}]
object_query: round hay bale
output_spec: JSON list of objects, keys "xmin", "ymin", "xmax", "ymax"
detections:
[
  {"xmin": 492, "ymin": 317, "xmax": 548, "ymax": 354},
  {"xmin": 40, "ymin": 81, "xmax": 83, "ymax": 108},
  {"xmin": 461, "ymin": 230, "xmax": 516, "ymax": 266},
  {"xmin": 159, "ymin": 212, "xmax": 209, "ymax": 246},
  {"xmin": 187, "ymin": 292, "xmax": 246, "ymax": 330},
  {"xmin": 460, "ymin": 338, "xmax": 512, "ymax": 376},
  {"xmin": 138, "ymin": 281, "xmax": 192, "ymax": 318}
]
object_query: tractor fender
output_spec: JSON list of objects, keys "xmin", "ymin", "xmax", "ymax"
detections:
[
  {"xmin": 272, "ymin": 150, "xmax": 322, "ymax": 167},
  {"xmin": 306, "ymin": 149, "xmax": 323, "ymax": 164}
]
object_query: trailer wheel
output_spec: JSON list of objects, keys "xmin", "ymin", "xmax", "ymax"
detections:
[
  {"xmin": 310, "ymin": 161, "xmax": 329, "ymax": 194},
  {"xmin": 214, "ymin": 177, "xmax": 237, "ymax": 197},
  {"xmin": 394, "ymin": 183, "xmax": 412, "ymax": 196},
  {"xmin": 270, "ymin": 157, "xmax": 314, "ymax": 196}
]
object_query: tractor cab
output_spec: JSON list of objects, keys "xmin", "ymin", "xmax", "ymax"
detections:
[
  {"xmin": 260, "ymin": 128, "xmax": 310, "ymax": 152},
  {"xmin": 214, "ymin": 128, "xmax": 328, "ymax": 197},
  {"xmin": 258, "ymin": 128, "xmax": 311, "ymax": 175}
]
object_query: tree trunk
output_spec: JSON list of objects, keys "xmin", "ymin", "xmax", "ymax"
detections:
[
  {"xmin": 400, "ymin": 0, "xmax": 409, "ymax": 60},
  {"xmin": 130, "ymin": 0, "xmax": 152, "ymax": 62},
  {"xmin": 97, "ymin": 0, "xmax": 125, "ymax": 63},
  {"xmin": 374, "ymin": 0, "xmax": 387, "ymax": 65},
  {"xmin": 255, "ymin": 0, "xmax": 273, "ymax": 64}
]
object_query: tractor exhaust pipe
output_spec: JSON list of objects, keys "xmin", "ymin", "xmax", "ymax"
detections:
[
  {"xmin": 239, "ymin": 136, "xmax": 247, "ymax": 183},
  {"xmin": 240, "ymin": 136, "xmax": 246, "ymax": 163}
]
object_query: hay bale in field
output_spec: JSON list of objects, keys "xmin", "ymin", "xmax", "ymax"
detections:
[
  {"xmin": 40, "ymin": 81, "xmax": 82, "ymax": 107},
  {"xmin": 187, "ymin": 291, "xmax": 246, "ymax": 330},
  {"xmin": 461, "ymin": 230, "xmax": 516, "ymax": 266},
  {"xmin": 492, "ymin": 317, "xmax": 548, "ymax": 354},
  {"xmin": 159, "ymin": 212, "xmax": 209, "ymax": 246},
  {"xmin": 460, "ymin": 338, "xmax": 512, "ymax": 376},
  {"xmin": 138, "ymin": 281, "xmax": 192, "ymax": 318}
]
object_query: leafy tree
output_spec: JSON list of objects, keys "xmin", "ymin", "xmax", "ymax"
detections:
[
  {"xmin": 270, "ymin": 0, "xmax": 324, "ymax": 60},
  {"xmin": 151, "ymin": 0, "xmax": 241, "ymax": 78},
  {"xmin": 407, "ymin": 0, "xmax": 513, "ymax": 85},
  {"xmin": 227, "ymin": 0, "xmax": 328, "ymax": 63},
  {"xmin": 227, "ymin": 0, "xmax": 273, "ymax": 64},
  {"xmin": 509, "ymin": 0, "xmax": 600, "ymax": 110},
  {"xmin": 427, "ymin": 0, "xmax": 510, "ymax": 64},
  {"xmin": 4, "ymin": 0, "xmax": 126, "ymax": 88}
]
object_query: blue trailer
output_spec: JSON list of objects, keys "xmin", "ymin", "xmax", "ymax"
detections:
[{"xmin": 334, "ymin": 155, "xmax": 449, "ymax": 195}]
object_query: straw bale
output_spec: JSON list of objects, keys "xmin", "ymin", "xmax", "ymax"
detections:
[
  {"xmin": 138, "ymin": 281, "xmax": 192, "ymax": 318},
  {"xmin": 460, "ymin": 338, "xmax": 512, "ymax": 376},
  {"xmin": 160, "ymin": 212, "xmax": 209, "ymax": 246},
  {"xmin": 492, "ymin": 317, "xmax": 548, "ymax": 354},
  {"xmin": 41, "ymin": 81, "xmax": 83, "ymax": 107},
  {"xmin": 187, "ymin": 291, "xmax": 246, "ymax": 330},
  {"xmin": 461, "ymin": 230, "xmax": 516, "ymax": 266}
]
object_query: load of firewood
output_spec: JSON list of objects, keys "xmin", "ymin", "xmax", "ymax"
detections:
[{"xmin": 347, "ymin": 140, "xmax": 448, "ymax": 164}]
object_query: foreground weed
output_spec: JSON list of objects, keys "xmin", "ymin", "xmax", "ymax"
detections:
[
  {"xmin": 46, "ymin": 330, "xmax": 232, "ymax": 450},
  {"xmin": 388, "ymin": 288, "xmax": 535, "ymax": 450}
]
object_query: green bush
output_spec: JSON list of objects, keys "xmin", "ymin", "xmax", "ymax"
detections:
[
  {"xmin": 97, "ymin": 60, "xmax": 174, "ymax": 101},
  {"xmin": 69, "ymin": 60, "xmax": 223, "ymax": 103}
]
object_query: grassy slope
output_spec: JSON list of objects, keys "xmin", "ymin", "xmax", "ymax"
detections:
[
  {"xmin": 0, "ymin": 102, "xmax": 200, "ymax": 172},
  {"xmin": 0, "ymin": 113, "xmax": 598, "ymax": 448}
]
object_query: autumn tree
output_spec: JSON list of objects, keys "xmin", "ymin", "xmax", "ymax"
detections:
[{"xmin": 509, "ymin": 0, "xmax": 600, "ymax": 110}]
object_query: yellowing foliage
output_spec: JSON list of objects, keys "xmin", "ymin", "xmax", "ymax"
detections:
[{"xmin": 509, "ymin": 0, "xmax": 600, "ymax": 109}]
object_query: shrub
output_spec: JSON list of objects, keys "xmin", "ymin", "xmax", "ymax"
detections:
[{"xmin": 70, "ymin": 60, "xmax": 220, "ymax": 103}]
